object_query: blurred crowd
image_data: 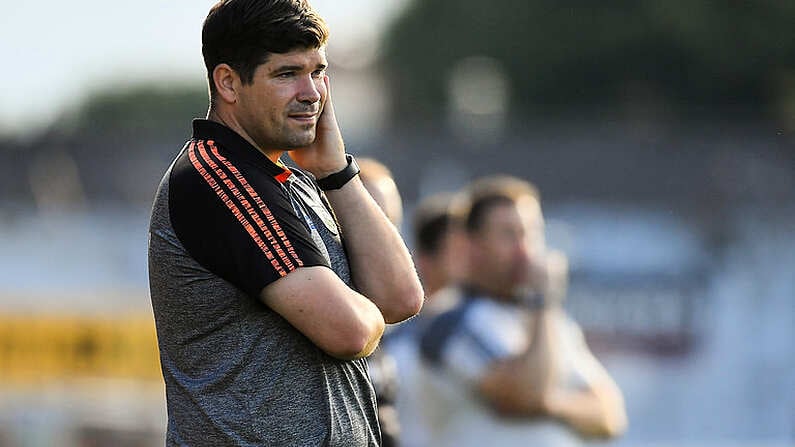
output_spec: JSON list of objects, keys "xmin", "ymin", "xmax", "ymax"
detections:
[
  {"xmin": 359, "ymin": 158, "xmax": 628, "ymax": 447},
  {"xmin": 1, "ymin": 151, "xmax": 791, "ymax": 446}
]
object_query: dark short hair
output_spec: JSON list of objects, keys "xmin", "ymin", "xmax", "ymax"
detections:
[
  {"xmin": 413, "ymin": 193, "xmax": 457, "ymax": 255},
  {"xmin": 202, "ymin": 0, "xmax": 329, "ymax": 95},
  {"xmin": 452, "ymin": 175, "xmax": 540, "ymax": 234}
]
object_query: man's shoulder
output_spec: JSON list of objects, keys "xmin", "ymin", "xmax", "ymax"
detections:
[
  {"xmin": 167, "ymin": 140, "xmax": 288, "ymax": 209},
  {"xmin": 425, "ymin": 286, "xmax": 464, "ymax": 316},
  {"xmin": 288, "ymin": 165, "xmax": 318, "ymax": 184},
  {"xmin": 422, "ymin": 287, "xmax": 508, "ymax": 328},
  {"xmin": 283, "ymin": 167, "xmax": 326, "ymax": 205},
  {"xmin": 419, "ymin": 288, "xmax": 531, "ymax": 365},
  {"xmin": 417, "ymin": 287, "xmax": 475, "ymax": 364}
]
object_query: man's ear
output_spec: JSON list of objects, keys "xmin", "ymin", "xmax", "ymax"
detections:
[{"xmin": 212, "ymin": 63, "xmax": 239, "ymax": 104}]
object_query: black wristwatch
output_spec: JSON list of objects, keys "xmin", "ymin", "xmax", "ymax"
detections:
[{"xmin": 316, "ymin": 154, "xmax": 360, "ymax": 191}]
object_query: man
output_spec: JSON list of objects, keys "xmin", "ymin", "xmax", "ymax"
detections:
[
  {"xmin": 378, "ymin": 192, "xmax": 462, "ymax": 447},
  {"xmin": 410, "ymin": 192, "xmax": 461, "ymax": 297},
  {"xmin": 148, "ymin": 1, "xmax": 423, "ymax": 445},
  {"xmin": 418, "ymin": 175, "xmax": 627, "ymax": 446}
]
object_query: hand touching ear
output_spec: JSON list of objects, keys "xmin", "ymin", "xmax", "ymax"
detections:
[{"xmin": 289, "ymin": 75, "xmax": 348, "ymax": 178}]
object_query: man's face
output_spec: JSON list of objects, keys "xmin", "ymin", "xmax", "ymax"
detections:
[
  {"xmin": 236, "ymin": 47, "xmax": 328, "ymax": 151},
  {"xmin": 468, "ymin": 197, "xmax": 546, "ymax": 299}
]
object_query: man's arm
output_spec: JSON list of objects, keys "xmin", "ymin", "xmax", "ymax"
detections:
[
  {"xmin": 477, "ymin": 309, "xmax": 627, "ymax": 438},
  {"xmin": 290, "ymin": 76, "xmax": 424, "ymax": 323},
  {"xmin": 477, "ymin": 308, "xmax": 560, "ymax": 417},
  {"xmin": 478, "ymin": 250, "xmax": 626, "ymax": 437},
  {"xmin": 323, "ymin": 175, "xmax": 424, "ymax": 323},
  {"xmin": 542, "ymin": 357, "xmax": 628, "ymax": 438},
  {"xmin": 261, "ymin": 266, "xmax": 385, "ymax": 360}
]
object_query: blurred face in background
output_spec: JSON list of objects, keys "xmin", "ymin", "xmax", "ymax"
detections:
[
  {"xmin": 416, "ymin": 225, "xmax": 464, "ymax": 297},
  {"xmin": 467, "ymin": 196, "xmax": 546, "ymax": 299},
  {"xmin": 361, "ymin": 175, "xmax": 403, "ymax": 227}
]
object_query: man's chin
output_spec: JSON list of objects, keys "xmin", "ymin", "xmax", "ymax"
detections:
[{"xmin": 284, "ymin": 132, "xmax": 317, "ymax": 149}]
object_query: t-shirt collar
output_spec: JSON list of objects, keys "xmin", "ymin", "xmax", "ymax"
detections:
[{"xmin": 191, "ymin": 118, "xmax": 293, "ymax": 182}]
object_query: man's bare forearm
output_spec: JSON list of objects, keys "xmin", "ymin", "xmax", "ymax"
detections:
[
  {"xmin": 325, "ymin": 175, "xmax": 424, "ymax": 323},
  {"xmin": 544, "ymin": 384, "xmax": 627, "ymax": 438}
]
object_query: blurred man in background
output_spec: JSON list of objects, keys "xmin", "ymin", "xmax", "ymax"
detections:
[
  {"xmin": 382, "ymin": 192, "xmax": 462, "ymax": 447},
  {"xmin": 418, "ymin": 175, "xmax": 627, "ymax": 446},
  {"xmin": 411, "ymin": 192, "xmax": 461, "ymax": 298},
  {"xmin": 148, "ymin": 1, "xmax": 422, "ymax": 445}
]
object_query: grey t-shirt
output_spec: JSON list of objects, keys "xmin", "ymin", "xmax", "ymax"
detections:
[{"xmin": 148, "ymin": 120, "xmax": 380, "ymax": 446}]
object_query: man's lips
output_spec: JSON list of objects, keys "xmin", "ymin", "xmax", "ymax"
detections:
[{"xmin": 288, "ymin": 112, "xmax": 318, "ymax": 123}]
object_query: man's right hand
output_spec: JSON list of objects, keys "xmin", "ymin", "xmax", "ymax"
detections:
[
  {"xmin": 544, "ymin": 250, "xmax": 569, "ymax": 306},
  {"xmin": 289, "ymin": 76, "xmax": 348, "ymax": 179}
]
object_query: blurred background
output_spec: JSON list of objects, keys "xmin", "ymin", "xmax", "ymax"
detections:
[{"xmin": 1, "ymin": 0, "xmax": 793, "ymax": 446}]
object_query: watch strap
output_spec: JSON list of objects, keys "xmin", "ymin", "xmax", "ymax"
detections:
[{"xmin": 316, "ymin": 154, "xmax": 360, "ymax": 191}]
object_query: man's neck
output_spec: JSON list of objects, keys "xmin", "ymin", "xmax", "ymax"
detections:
[{"xmin": 206, "ymin": 108, "xmax": 283, "ymax": 164}]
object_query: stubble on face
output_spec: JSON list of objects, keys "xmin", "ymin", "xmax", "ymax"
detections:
[
  {"xmin": 279, "ymin": 95, "xmax": 324, "ymax": 147},
  {"xmin": 470, "ymin": 201, "xmax": 543, "ymax": 300}
]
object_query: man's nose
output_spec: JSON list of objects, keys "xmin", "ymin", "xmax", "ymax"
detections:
[{"xmin": 297, "ymin": 75, "xmax": 322, "ymax": 103}]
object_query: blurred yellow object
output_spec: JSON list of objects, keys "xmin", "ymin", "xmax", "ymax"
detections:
[{"xmin": 0, "ymin": 313, "xmax": 161, "ymax": 384}]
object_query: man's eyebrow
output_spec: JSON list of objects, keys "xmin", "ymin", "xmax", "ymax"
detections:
[
  {"xmin": 270, "ymin": 63, "xmax": 327, "ymax": 74},
  {"xmin": 270, "ymin": 64, "xmax": 303, "ymax": 74}
]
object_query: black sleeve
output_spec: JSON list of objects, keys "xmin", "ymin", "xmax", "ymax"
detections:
[{"xmin": 168, "ymin": 141, "xmax": 330, "ymax": 298}]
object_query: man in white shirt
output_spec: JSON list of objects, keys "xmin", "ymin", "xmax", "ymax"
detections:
[{"xmin": 418, "ymin": 175, "xmax": 627, "ymax": 446}]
